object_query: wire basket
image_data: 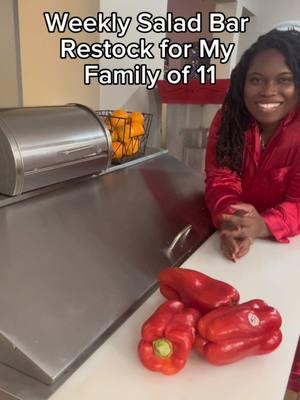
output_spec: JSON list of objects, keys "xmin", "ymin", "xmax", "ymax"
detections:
[{"xmin": 95, "ymin": 110, "xmax": 153, "ymax": 164}]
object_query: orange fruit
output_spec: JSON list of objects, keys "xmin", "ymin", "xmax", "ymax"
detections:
[
  {"xmin": 131, "ymin": 111, "xmax": 144, "ymax": 125},
  {"xmin": 112, "ymin": 141, "xmax": 124, "ymax": 159},
  {"xmin": 111, "ymin": 109, "xmax": 129, "ymax": 129},
  {"xmin": 124, "ymin": 138, "xmax": 140, "ymax": 156},
  {"xmin": 117, "ymin": 124, "xmax": 131, "ymax": 142},
  {"xmin": 130, "ymin": 122, "xmax": 144, "ymax": 137}
]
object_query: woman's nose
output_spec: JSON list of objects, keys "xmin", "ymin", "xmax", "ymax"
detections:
[{"xmin": 260, "ymin": 80, "xmax": 278, "ymax": 96}]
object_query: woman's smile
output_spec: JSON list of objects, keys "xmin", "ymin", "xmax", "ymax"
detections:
[{"xmin": 255, "ymin": 102, "xmax": 282, "ymax": 112}]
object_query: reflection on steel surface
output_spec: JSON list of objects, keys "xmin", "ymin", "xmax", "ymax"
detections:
[{"xmin": 164, "ymin": 224, "xmax": 193, "ymax": 261}]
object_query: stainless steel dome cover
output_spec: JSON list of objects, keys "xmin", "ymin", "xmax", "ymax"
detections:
[{"xmin": 0, "ymin": 103, "xmax": 111, "ymax": 196}]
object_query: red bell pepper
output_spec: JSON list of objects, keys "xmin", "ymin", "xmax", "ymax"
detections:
[
  {"xmin": 138, "ymin": 300, "xmax": 200, "ymax": 375},
  {"xmin": 158, "ymin": 267, "xmax": 240, "ymax": 314},
  {"xmin": 194, "ymin": 299, "xmax": 282, "ymax": 365}
]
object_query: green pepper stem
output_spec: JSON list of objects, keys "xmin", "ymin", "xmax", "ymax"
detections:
[{"xmin": 153, "ymin": 338, "xmax": 173, "ymax": 358}]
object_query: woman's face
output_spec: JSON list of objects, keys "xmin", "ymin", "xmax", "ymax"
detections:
[{"xmin": 244, "ymin": 49, "xmax": 298, "ymax": 130}]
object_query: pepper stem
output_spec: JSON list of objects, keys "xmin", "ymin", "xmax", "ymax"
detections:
[{"xmin": 153, "ymin": 338, "xmax": 173, "ymax": 358}]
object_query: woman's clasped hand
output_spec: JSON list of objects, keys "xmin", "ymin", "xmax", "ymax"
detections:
[{"xmin": 219, "ymin": 203, "xmax": 271, "ymax": 261}]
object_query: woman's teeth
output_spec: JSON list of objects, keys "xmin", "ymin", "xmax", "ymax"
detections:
[{"xmin": 257, "ymin": 103, "xmax": 281, "ymax": 110}]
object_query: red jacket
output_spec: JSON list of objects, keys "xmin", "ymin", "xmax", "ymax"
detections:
[{"xmin": 205, "ymin": 108, "xmax": 300, "ymax": 243}]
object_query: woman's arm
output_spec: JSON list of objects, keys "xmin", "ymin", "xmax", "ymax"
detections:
[
  {"xmin": 259, "ymin": 155, "xmax": 300, "ymax": 242},
  {"xmin": 261, "ymin": 202, "xmax": 300, "ymax": 243},
  {"xmin": 219, "ymin": 150, "xmax": 300, "ymax": 244},
  {"xmin": 205, "ymin": 111, "xmax": 243, "ymax": 227},
  {"xmin": 221, "ymin": 198, "xmax": 300, "ymax": 244}
]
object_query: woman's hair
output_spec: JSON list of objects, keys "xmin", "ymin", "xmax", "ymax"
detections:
[{"xmin": 216, "ymin": 29, "xmax": 300, "ymax": 174}]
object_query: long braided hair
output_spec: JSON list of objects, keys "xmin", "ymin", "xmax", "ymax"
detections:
[{"xmin": 216, "ymin": 29, "xmax": 300, "ymax": 175}]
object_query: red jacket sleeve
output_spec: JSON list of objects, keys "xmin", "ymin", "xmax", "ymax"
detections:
[
  {"xmin": 261, "ymin": 164, "xmax": 300, "ymax": 243},
  {"xmin": 205, "ymin": 111, "xmax": 242, "ymax": 227}
]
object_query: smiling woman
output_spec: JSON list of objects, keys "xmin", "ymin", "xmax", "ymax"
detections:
[{"xmin": 204, "ymin": 29, "xmax": 300, "ymax": 261}]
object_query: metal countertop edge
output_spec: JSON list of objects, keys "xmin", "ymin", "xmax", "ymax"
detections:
[{"xmin": 0, "ymin": 149, "xmax": 168, "ymax": 209}]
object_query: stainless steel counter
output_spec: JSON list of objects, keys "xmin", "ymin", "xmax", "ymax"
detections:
[{"xmin": 0, "ymin": 152, "xmax": 214, "ymax": 400}]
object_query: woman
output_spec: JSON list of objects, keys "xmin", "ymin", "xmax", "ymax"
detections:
[{"xmin": 205, "ymin": 29, "xmax": 300, "ymax": 261}]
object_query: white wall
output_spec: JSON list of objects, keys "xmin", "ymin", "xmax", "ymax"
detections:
[
  {"xmin": 232, "ymin": 0, "xmax": 300, "ymax": 68},
  {"xmin": 18, "ymin": 0, "xmax": 100, "ymax": 108},
  {"xmin": 100, "ymin": 0, "xmax": 168, "ymax": 148},
  {"xmin": 167, "ymin": 1, "xmax": 241, "ymax": 172},
  {"xmin": 0, "ymin": 0, "xmax": 22, "ymax": 107},
  {"xmin": 213, "ymin": 1, "xmax": 237, "ymax": 79}
]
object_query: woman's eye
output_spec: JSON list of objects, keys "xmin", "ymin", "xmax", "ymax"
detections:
[
  {"xmin": 249, "ymin": 77, "xmax": 262, "ymax": 84},
  {"xmin": 278, "ymin": 77, "xmax": 293, "ymax": 84}
]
